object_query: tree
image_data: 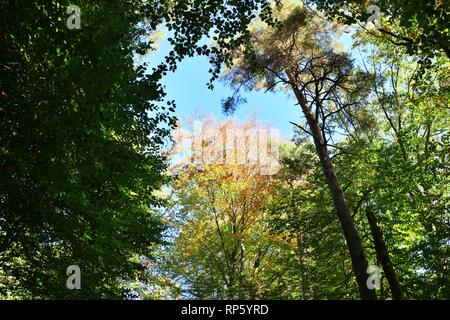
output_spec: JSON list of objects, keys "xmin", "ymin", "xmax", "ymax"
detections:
[
  {"xmin": 333, "ymin": 31, "xmax": 449, "ymax": 299},
  {"xmin": 308, "ymin": 0, "xmax": 450, "ymax": 59},
  {"xmin": 0, "ymin": 0, "xmax": 279, "ymax": 298},
  {"xmin": 222, "ymin": 3, "xmax": 379, "ymax": 299},
  {"xmin": 147, "ymin": 118, "xmax": 293, "ymax": 299},
  {"xmin": 266, "ymin": 140, "xmax": 361, "ymax": 299},
  {"xmin": 0, "ymin": 0, "xmax": 169, "ymax": 298}
]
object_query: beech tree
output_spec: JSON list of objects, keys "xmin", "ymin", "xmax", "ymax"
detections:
[{"xmin": 146, "ymin": 118, "xmax": 290, "ymax": 299}]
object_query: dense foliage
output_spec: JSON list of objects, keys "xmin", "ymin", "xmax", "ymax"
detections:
[
  {"xmin": 143, "ymin": 2, "xmax": 448, "ymax": 300},
  {"xmin": 0, "ymin": 0, "xmax": 277, "ymax": 298},
  {"xmin": 1, "ymin": 0, "xmax": 448, "ymax": 300},
  {"xmin": 309, "ymin": 0, "xmax": 450, "ymax": 59}
]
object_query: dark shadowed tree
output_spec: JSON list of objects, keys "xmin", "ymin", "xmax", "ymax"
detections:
[{"xmin": 0, "ymin": 0, "xmax": 279, "ymax": 298}]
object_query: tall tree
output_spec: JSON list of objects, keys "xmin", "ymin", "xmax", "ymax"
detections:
[
  {"xmin": 223, "ymin": 3, "xmax": 378, "ymax": 299},
  {"xmin": 336, "ymin": 30, "xmax": 449, "ymax": 299}
]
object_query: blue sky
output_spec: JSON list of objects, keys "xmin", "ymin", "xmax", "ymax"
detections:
[{"xmin": 145, "ymin": 30, "xmax": 355, "ymax": 139}]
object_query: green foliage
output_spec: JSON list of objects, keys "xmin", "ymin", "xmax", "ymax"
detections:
[
  {"xmin": 0, "ymin": 0, "xmax": 171, "ymax": 299},
  {"xmin": 2, "ymin": 0, "xmax": 447, "ymax": 300},
  {"xmin": 0, "ymin": 0, "xmax": 278, "ymax": 298},
  {"xmin": 332, "ymin": 37, "xmax": 450, "ymax": 298},
  {"xmin": 174, "ymin": 1, "xmax": 448, "ymax": 300},
  {"xmin": 310, "ymin": 0, "xmax": 450, "ymax": 58},
  {"xmin": 266, "ymin": 142, "xmax": 360, "ymax": 299}
]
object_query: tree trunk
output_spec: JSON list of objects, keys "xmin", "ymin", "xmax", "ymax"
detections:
[
  {"xmin": 366, "ymin": 209, "xmax": 403, "ymax": 299},
  {"xmin": 287, "ymin": 71, "xmax": 377, "ymax": 300}
]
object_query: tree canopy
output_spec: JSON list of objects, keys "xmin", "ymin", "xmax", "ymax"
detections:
[
  {"xmin": 1, "ymin": 0, "xmax": 448, "ymax": 300},
  {"xmin": 0, "ymin": 0, "xmax": 278, "ymax": 298}
]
